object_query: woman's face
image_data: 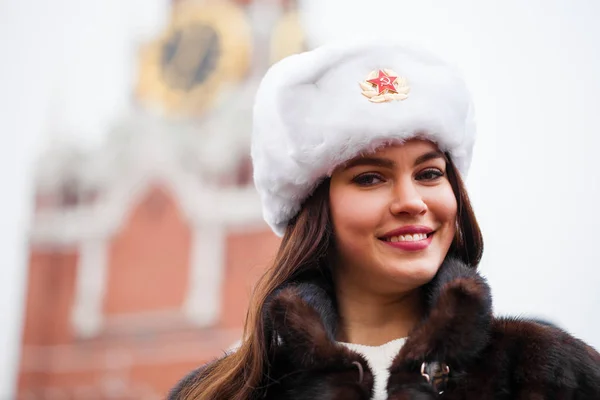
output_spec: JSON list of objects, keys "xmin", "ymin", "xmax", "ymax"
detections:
[{"xmin": 329, "ymin": 139, "xmax": 457, "ymax": 294}]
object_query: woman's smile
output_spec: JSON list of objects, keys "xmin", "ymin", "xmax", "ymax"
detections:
[
  {"xmin": 378, "ymin": 225, "xmax": 435, "ymax": 251},
  {"xmin": 380, "ymin": 234, "xmax": 433, "ymax": 251}
]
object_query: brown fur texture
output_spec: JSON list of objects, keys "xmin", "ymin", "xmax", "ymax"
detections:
[
  {"xmin": 169, "ymin": 257, "xmax": 600, "ymax": 399},
  {"xmin": 263, "ymin": 283, "xmax": 375, "ymax": 399}
]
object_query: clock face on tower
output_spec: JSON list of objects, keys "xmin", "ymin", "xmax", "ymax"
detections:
[
  {"xmin": 160, "ymin": 23, "xmax": 221, "ymax": 92},
  {"xmin": 137, "ymin": 1, "xmax": 252, "ymax": 116}
]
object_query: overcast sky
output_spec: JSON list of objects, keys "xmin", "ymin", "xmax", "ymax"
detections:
[{"xmin": 1, "ymin": 0, "xmax": 599, "ymax": 398}]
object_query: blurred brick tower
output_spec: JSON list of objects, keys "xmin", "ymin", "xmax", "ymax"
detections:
[{"xmin": 17, "ymin": 0, "xmax": 306, "ymax": 398}]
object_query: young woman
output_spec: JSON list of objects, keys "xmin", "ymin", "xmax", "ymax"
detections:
[{"xmin": 169, "ymin": 42, "xmax": 600, "ymax": 399}]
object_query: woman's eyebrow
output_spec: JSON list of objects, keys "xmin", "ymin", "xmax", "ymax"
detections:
[
  {"xmin": 343, "ymin": 157, "xmax": 395, "ymax": 170},
  {"xmin": 343, "ymin": 151, "xmax": 445, "ymax": 170},
  {"xmin": 414, "ymin": 150, "xmax": 446, "ymax": 166}
]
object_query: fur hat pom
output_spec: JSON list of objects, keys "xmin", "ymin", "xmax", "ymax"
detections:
[{"xmin": 252, "ymin": 41, "xmax": 476, "ymax": 236}]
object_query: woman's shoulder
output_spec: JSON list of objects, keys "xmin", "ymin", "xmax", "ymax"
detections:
[
  {"xmin": 488, "ymin": 316, "xmax": 600, "ymax": 393},
  {"xmin": 491, "ymin": 316, "xmax": 599, "ymax": 356}
]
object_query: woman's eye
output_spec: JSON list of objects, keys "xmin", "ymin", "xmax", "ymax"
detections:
[
  {"xmin": 416, "ymin": 168, "xmax": 444, "ymax": 181},
  {"xmin": 352, "ymin": 173, "xmax": 384, "ymax": 186}
]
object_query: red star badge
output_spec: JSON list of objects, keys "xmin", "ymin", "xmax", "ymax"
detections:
[{"xmin": 367, "ymin": 70, "xmax": 398, "ymax": 95}]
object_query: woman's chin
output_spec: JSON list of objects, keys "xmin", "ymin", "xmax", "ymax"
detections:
[{"xmin": 384, "ymin": 258, "xmax": 442, "ymax": 286}]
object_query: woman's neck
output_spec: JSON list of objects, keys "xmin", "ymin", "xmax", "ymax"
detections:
[{"xmin": 334, "ymin": 279, "xmax": 423, "ymax": 346}]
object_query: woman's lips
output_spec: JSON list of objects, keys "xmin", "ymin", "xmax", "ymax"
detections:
[{"xmin": 380, "ymin": 232, "xmax": 434, "ymax": 251}]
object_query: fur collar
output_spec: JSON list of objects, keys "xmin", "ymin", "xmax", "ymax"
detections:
[
  {"xmin": 264, "ymin": 257, "xmax": 492, "ymax": 397},
  {"xmin": 168, "ymin": 257, "xmax": 600, "ymax": 400},
  {"xmin": 267, "ymin": 256, "xmax": 492, "ymax": 360}
]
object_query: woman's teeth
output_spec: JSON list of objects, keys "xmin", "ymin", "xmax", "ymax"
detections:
[{"xmin": 385, "ymin": 233, "xmax": 428, "ymax": 242}]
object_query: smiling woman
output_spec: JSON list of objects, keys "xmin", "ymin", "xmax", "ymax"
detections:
[
  {"xmin": 168, "ymin": 42, "xmax": 600, "ymax": 399},
  {"xmin": 329, "ymin": 141, "xmax": 469, "ymax": 345}
]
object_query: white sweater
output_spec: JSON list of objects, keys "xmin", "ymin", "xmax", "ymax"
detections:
[{"xmin": 339, "ymin": 338, "xmax": 407, "ymax": 400}]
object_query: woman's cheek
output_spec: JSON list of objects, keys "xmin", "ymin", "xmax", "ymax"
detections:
[
  {"xmin": 338, "ymin": 190, "xmax": 387, "ymax": 227},
  {"xmin": 442, "ymin": 184, "xmax": 458, "ymax": 218},
  {"xmin": 425, "ymin": 183, "xmax": 457, "ymax": 218}
]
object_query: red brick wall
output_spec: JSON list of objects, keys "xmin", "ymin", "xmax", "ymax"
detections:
[
  {"xmin": 220, "ymin": 229, "xmax": 280, "ymax": 328},
  {"xmin": 104, "ymin": 186, "xmax": 191, "ymax": 315},
  {"xmin": 21, "ymin": 250, "xmax": 79, "ymax": 346},
  {"xmin": 18, "ymin": 188, "xmax": 282, "ymax": 398}
]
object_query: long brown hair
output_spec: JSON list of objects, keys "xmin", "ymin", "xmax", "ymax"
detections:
[{"xmin": 178, "ymin": 155, "xmax": 483, "ymax": 399}]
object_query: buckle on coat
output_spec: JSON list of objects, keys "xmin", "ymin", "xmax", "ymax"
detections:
[{"xmin": 421, "ymin": 361, "xmax": 450, "ymax": 394}]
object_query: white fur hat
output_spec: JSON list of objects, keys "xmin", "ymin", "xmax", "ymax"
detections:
[{"xmin": 252, "ymin": 41, "xmax": 476, "ymax": 236}]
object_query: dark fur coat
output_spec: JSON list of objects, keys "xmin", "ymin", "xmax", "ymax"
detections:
[{"xmin": 169, "ymin": 258, "xmax": 600, "ymax": 399}]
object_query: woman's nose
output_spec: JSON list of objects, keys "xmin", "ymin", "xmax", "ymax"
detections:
[{"xmin": 389, "ymin": 178, "xmax": 427, "ymax": 216}]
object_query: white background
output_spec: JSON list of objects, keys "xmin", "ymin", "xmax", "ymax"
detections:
[{"xmin": 1, "ymin": 0, "xmax": 599, "ymax": 398}]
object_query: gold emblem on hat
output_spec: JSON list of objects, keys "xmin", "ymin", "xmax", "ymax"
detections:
[{"xmin": 360, "ymin": 69, "xmax": 410, "ymax": 103}]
